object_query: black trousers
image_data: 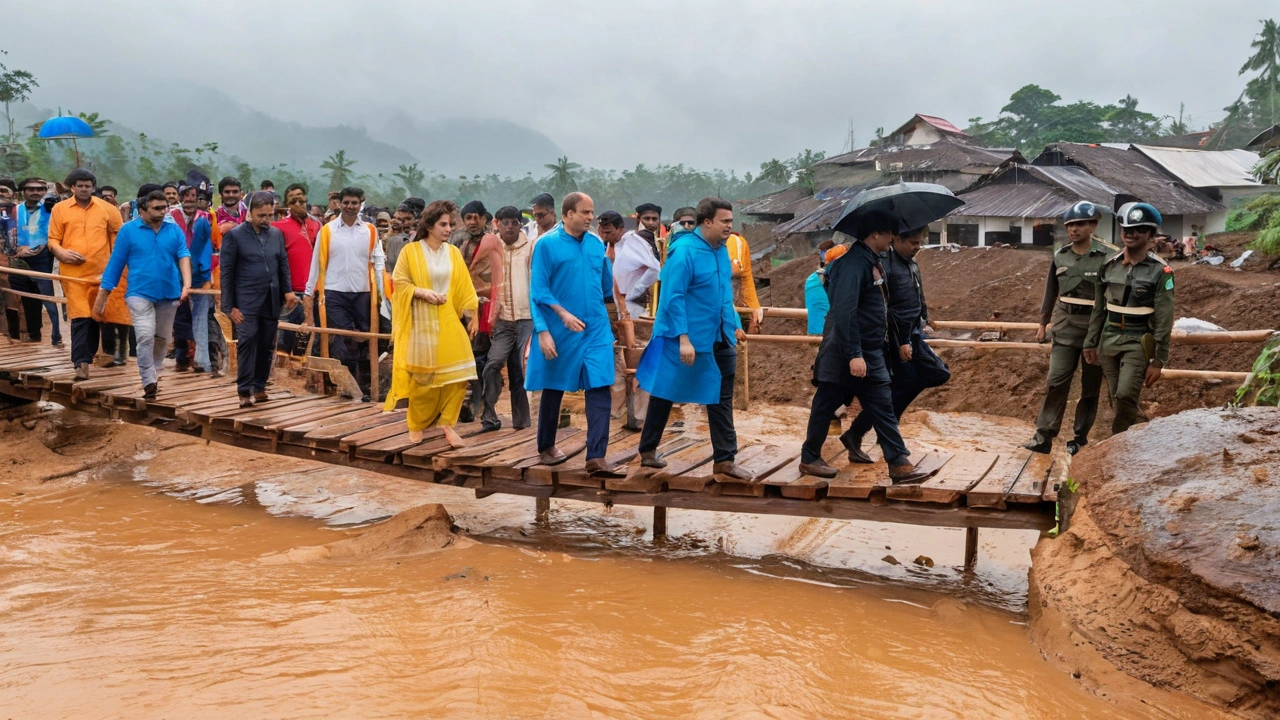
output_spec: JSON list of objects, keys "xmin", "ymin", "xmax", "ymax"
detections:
[
  {"xmin": 640, "ymin": 341, "xmax": 738, "ymax": 463},
  {"xmin": 9, "ymin": 274, "xmax": 47, "ymax": 342},
  {"xmin": 466, "ymin": 331, "xmax": 491, "ymax": 418},
  {"xmin": 538, "ymin": 386, "xmax": 611, "ymax": 459},
  {"xmin": 325, "ymin": 291, "xmax": 371, "ymax": 394},
  {"xmin": 70, "ymin": 317, "xmax": 100, "ymax": 367},
  {"xmin": 847, "ymin": 355, "xmax": 927, "ymax": 441},
  {"xmin": 235, "ymin": 313, "xmax": 279, "ymax": 395},
  {"xmin": 802, "ymin": 352, "xmax": 910, "ymax": 466}
]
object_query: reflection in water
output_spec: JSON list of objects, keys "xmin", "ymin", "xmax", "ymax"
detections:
[{"xmin": 0, "ymin": 412, "xmax": 1195, "ymax": 718}]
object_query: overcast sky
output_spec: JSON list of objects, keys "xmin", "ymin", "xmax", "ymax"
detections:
[{"xmin": 4, "ymin": 0, "xmax": 1275, "ymax": 172}]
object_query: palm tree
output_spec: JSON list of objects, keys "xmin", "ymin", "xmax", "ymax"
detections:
[
  {"xmin": 393, "ymin": 162, "xmax": 427, "ymax": 198},
  {"xmin": 75, "ymin": 111, "xmax": 110, "ymax": 137},
  {"xmin": 0, "ymin": 50, "xmax": 37, "ymax": 145},
  {"xmin": 758, "ymin": 159, "xmax": 791, "ymax": 186},
  {"xmin": 1240, "ymin": 19, "xmax": 1280, "ymax": 127},
  {"xmin": 321, "ymin": 150, "xmax": 356, "ymax": 192},
  {"xmin": 788, "ymin": 148, "xmax": 827, "ymax": 192},
  {"xmin": 542, "ymin": 156, "xmax": 581, "ymax": 196}
]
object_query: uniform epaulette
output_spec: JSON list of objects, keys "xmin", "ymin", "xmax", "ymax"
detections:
[
  {"xmin": 1104, "ymin": 251, "xmax": 1125, "ymax": 264},
  {"xmin": 1094, "ymin": 236, "xmax": 1121, "ymax": 252}
]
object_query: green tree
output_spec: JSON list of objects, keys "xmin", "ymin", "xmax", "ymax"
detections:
[
  {"xmin": 393, "ymin": 162, "xmax": 428, "ymax": 198},
  {"xmin": 320, "ymin": 149, "xmax": 356, "ymax": 192},
  {"xmin": 1104, "ymin": 95, "xmax": 1161, "ymax": 141},
  {"xmin": 74, "ymin": 111, "xmax": 110, "ymax": 137},
  {"xmin": 758, "ymin": 158, "xmax": 791, "ymax": 185},
  {"xmin": 788, "ymin": 149, "xmax": 826, "ymax": 192},
  {"xmin": 0, "ymin": 50, "xmax": 38, "ymax": 145},
  {"xmin": 542, "ymin": 156, "xmax": 581, "ymax": 197},
  {"xmin": 1240, "ymin": 18, "xmax": 1280, "ymax": 128}
]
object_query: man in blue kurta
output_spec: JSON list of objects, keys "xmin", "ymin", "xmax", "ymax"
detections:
[
  {"xmin": 526, "ymin": 192, "xmax": 623, "ymax": 477},
  {"xmin": 635, "ymin": 197, "xmax": 752, "ymax": 479}
]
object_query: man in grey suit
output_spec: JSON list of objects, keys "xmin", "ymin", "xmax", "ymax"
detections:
[{"xmin": 220, "ymin": 192, "xmax": 298, "ymax": 406}]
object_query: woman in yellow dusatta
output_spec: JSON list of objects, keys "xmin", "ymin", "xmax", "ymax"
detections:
[{"xmin": 384, "ymin": 200, "xmax": 479, "ymax": 448}]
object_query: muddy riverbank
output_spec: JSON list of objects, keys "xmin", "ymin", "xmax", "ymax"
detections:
[{"xmin": 0, "ymin": 403, "xmax": 1231, "ymax": 718}]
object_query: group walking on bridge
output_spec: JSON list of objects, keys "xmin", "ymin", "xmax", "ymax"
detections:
[{"xmin": 1, "ymin": 169, "xmax": 1177, "ymax": 484}]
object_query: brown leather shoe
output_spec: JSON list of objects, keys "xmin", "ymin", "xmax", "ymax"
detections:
[
  {"xmin": 889, "ymin": 462, "xmax": 931, "ymax": 485},
  {"xmin": 713, "ymin": 461, "xmax": 755, "ymax": 481},
  {"xmin": 798, "ymin": 459, "xmax": 838, "ymax": 479},
  {"xmin": 538, "ymin": 446, "xmax": 568, "ymax": 465},
  {"xmin": 254, "ymin": 391, "xmax": 269, "ymax": 404},
  {"xmin": 74, "ymin": 363, "xmax": 91, "ymax": 381},
  {"xmin": 639, "ymin": 450, "xmax": 667, "ymax": 469},
  {"xmin": 840, "ymin": 432, "xmax": 873, "ymax": 464},
  {"xmin": 585, "ymin": 458, "xmax": 626, "ymax": 478}
]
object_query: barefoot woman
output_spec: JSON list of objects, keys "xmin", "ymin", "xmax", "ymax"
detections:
[{"xmin": 384, "ymin": 200, "xmax": 479, "ymax": 447}]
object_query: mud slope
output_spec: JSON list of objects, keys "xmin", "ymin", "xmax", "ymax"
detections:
[{"xmin": 1029, "ymin": 406, "xmax": 1280, "ymax": 718}]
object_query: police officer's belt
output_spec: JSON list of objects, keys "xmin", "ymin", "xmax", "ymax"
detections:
[
  {"xmin": 1106, "ymin": 303, "xmax": 1154, "ymax": 332},
  {"xmin": 1058, "ymin": 296, "xmax": 1093, "ymax": 315}
]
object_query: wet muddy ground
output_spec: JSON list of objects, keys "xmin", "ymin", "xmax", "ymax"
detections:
[{"xmin": 0, "ymin": 403, "xmax": 1218, "ymax": 718}]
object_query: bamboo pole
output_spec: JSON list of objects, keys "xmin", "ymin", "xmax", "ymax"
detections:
[
  {"xmin": 0, "ymin": 264, "xmax": 97, "ymax": 284},
  {"xmin": 277, "ymin": 321, "xmax": 390, "ymax": 341},
  {"xmin": 1170, "ymin": 329, "xmax": 1276, "ymax": 345},
  {"xmin": 1161, "ymin": 369, "xmax": 1252, "ymax": 382},
  {"xmin": 932, "ymin": 320, "xmax": 1040, "ymax": 332},
  {"xmin": 0, "ymin": 287, "xmax": 68, "ymax": 304}
]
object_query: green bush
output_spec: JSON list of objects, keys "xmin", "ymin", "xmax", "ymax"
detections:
[
  {"xmin": 1235, "ymin": 334, "xmax": 1280, "ymax": 407},
  {"xmin": 1227, "ymin": 209, "xmax": 1261, "ymax": 231}
]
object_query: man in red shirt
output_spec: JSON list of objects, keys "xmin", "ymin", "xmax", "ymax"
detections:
[{"xmin": 272, "ymin": 183, "xmax": 320, "ymax": 355}]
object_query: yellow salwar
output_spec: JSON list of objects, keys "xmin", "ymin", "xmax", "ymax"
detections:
[{"xmin": 383, "ymin": 240, "xmax": 478, "ymax": 431}]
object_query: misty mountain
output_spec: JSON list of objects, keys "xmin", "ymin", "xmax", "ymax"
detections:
[{"xmin": 374, "ymin": 113, "xmax": 564, "ymax": 177}]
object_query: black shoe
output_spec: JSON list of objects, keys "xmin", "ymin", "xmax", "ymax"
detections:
[
  {"xmin": 1066, "ymin": 437, "xmax": 1087, "ymax": 456},
  {"xmin": 459, "ymin": 406, "xmax": 475, "ymax": 423},
  {"xmin": 640, "ymin": 450, "xmax": 667, "ymax": 469},
  {"xmin": 840, "ymin": 431, "xmax": 873, "ymax": 464},
  {"xmin": 143, "ymin": 382, "xmax": 158, "ymax": 399},
  {"xmin": 889, "ymin": 462, "xmax": 931, "ymax": 485},
  {"xmin": 479, "ymin": 421, "xmax": 501, "ymax": 433},
  {"xmin": 361, "ymin": 394, "xmax": 371, "ymax": 403},
  {"xmin": 1022, "ymin": 439, "xmax": 1052, "ymax": 455}
]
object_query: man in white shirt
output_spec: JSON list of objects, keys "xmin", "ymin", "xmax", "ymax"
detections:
[
  {"xmin": 303, "ymin": 186, "xmax": 386, "ymax": 401},
  {"xmin": 523, "ymin": 192, "xmax": 558, "ymax": 245},
  {"xmin": 611, "ymin": 206, "xmax": 662, "ymax": 319}
]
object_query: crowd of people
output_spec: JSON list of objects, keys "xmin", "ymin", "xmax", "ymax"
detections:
[{"xmin": 0, "ymin": 168, "xmax": 1175, "ymax": 483}]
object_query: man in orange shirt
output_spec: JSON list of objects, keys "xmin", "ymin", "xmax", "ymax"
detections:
[
  {"xmin": 727, "ymin": 232, "xmax": 763, "ymax": 333},
  {"xmin": 47, "ymin": 168, "xmax": 125, "ymax": 380}
]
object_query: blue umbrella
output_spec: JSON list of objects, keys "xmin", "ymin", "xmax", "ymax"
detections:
[
  {"xmin": 38, "ymin": 116, "xmax": 96, "ymax": 167},
  {"xmin": 38, "ymin": 116, "xmax": 95, "ymax": 139}
]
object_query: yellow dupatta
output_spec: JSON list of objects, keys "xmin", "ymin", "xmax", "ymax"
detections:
[{"xmin": 383, "ymin": 240, "xmax": 478, "ymax": 410}]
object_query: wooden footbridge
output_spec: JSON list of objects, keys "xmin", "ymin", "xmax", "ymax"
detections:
[{"xmin": 0, "ymin": 340, "xmax": 1063, "ymax": 568}]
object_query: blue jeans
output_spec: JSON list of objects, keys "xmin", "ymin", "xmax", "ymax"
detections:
[
  {"xmin": 190, "ymin": 293, "xmax": 212, "ymax": 369},
  {"xmin": 35, "ymin": 278, "xmax": 61, "ymax": 343}
]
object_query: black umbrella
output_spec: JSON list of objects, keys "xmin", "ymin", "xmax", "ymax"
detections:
[{"xmin": 832, "ymin": 182, "xmax": 965, "ymax": 237}]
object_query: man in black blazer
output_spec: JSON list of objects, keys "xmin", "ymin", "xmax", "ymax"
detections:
[{"xmin": 220, "ymin": 191, "xmax": 298, "ymax": 406}]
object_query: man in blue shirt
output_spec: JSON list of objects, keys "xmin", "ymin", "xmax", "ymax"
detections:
[
  {"xmin": 93, "ymin": 190, "xmax": 191, "ymax": 399},
  {"xmin": 526, "ymin": 192, "xmax": 622, "ymax": 477},
  {"xmin": 6, "ymin": 178, "xmax": 61, "ymax": 345},
  {"xmin": 635, "ymin": 197, "xmax": 751, "ymax": 479}
]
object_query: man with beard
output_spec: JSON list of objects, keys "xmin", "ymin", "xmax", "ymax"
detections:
[
  {"xmin": 450, "ymin": 200, "xmax": 504, "ymax": 422},
  {"xmin": 613, "ymin": 204, "xmax": 662, "ymax": 319},
  {"xmin": 168, "ymin": 184, "xmax": 216, "ymax": 372},
  {"xmin": 479, "ymin": 205, "xmax": 535, "ymax": 432}
]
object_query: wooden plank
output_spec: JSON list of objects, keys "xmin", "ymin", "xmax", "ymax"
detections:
[
  {"xmin": 452, "ymin": 428, "xmax": 542, "ymax": 475},
  {"xmin": 603, "ymin": 434, "xmax": 697, "ymax": 493},
  {"xmin": 714, "ymin": 445, "xmax": 800, "ymax": 497},
  {"xmin": 338, "ymin": 415, "xmax": 415, "ymax": 451},
  {"xmin": 879, "ymin": 451, "xmax": 963, "ymax": 502},
  {"xmin": 889, "ymin": 451, "xmax": 998, "ymax": 504},
  {"xmin": 391, "ymin": 422, "xmax": 488, "ymax": 468},
  {"xmin": 303, "ymin": 410, "xmax": 405, "ymax": 450},
  {"xmin": 557, "ymin": 430, "xmax": 644, "ymax": 488},
  {"xmin": 432, "ymin": 427, "xmax": 525, "ymax": 471},
  {"xmin": 1006, "ymin": 453, "xmax": 1055, "ymax": 505},
  {"xmin": 279, "ymin": 405, "xmax": 386, "ymax": 442},
  {"xmin": 233, "ymin": 398, "xmax": 354, "ymax": 434},
  {"xmin": 668, "ymin": 444, "xmax": 767, "ymax": 493},
  {"xmin": 823, "ymin": 443, "xmax": 879, "ymax": 499},
  {"xmin": 355, "ymin": 428, "xmax": 443, "ymax": 462},
  {"xmin": 210, "ymin": 396, "xmax": 326, "ymax": 429},
  {"xmin": 523, "ymin": 427, "xmax": 630, "ymax": 486},
  {"xmin": 964, "ymin": 451, "xmax": 1034, "ymax": 509},
  {"xmin": 483, "ymin": 429, "xmax": 579, "ymax": 480},
  {"xmin": 759, "ymin": 463, "xmax": 828, "ymax": 500}
]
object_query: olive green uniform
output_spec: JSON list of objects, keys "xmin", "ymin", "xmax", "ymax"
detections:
[
  {"xmin": 1030, "ymin": 238, "xmax": 1113, "ymax": 445},
  {"xmin": 1085, "ymin": 252, "xmax": 1175, "ymax": 434}
]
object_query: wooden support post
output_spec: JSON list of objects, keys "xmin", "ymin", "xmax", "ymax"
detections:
[
  {"xmin": 964, "ymin": 526, "xmax": 979, "ymax": 571},
  {"xmin": 653, "ymin": 505, "xmax": 668, "ymax": 540},
  {"xmin": 535, "ymin": 496, "xmax": 550, "ymax": 524},
  {"xmin": 734, "ymin": 340, "xmax": 750, "ymax": 411}
]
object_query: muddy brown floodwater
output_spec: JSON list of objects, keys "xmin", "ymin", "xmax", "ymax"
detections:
[{"xmin": 0, "ymin": 405, "xmax": 1216, "ymax": 719}]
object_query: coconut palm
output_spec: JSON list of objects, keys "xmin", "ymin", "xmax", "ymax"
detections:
[
  {"xmin": 543, "ymin": 156, "xmax": 581, "ymax": 196},
  {"xmin": 1240, "ymin": 19, "xmax": 1280, "ymax": 127},
  {"xmin": 758, "ymin": 159, "xmax": 791, "ymax": 186},
  {"xmin": 321, "ymin": 150, "xmax": 357, "ymax": 192},
  {"xmin": 393, "ymin": 162, "xmax": 427, "ymax": 198}
]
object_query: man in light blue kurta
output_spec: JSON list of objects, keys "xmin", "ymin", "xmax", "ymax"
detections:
[
  {"xmin": 634, "ymin": 198, "xmax": 751, "ymax": 479},
  {"xmin": 526, "ymin": 192, "xmax": 623, "ymax": 476}
]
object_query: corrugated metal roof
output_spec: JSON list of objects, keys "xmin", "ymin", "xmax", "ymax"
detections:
[
  {"xmin": 773, "ymin": 181, "xmax": 886, "ymax": 235},
  {"xmin": 1247, "ymin": 124, "xmax": 1280, "ymax": 150},
  {"xmin": 738, "ymin": 185, "xmax": 813, "ymax": 218},
  {"xmin": 1031, "ymin": 143, "xmax": 1220, "ymax": 215},
  {"xmin": 950, "ymin": 183, "xmax": 1073, "ymax": 219},
  {"xmin": 1132, "ymin": 145, "xmax": 1262, "ymax": 188}
]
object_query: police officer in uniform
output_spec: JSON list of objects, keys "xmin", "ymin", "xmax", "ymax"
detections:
[
  {"xmin": 1083, "ymin": 202, "xmax": 1174, "ymax": 435},
  {"xmin": 1024, "ymin": 201, "xmax": 1116, "ymax": 455}
]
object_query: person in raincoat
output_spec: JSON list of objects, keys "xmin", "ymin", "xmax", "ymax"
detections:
[
  {"xmin": 635, "ymin": 197, "xmax": 752, "ymax": 479},
  {"xmin": 525, "ymin": 192, "xmax": 622, "ymax": 477},
  {"xmin": 383, "ymin": 200, "xmax": 479, "ymax": 449}
]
